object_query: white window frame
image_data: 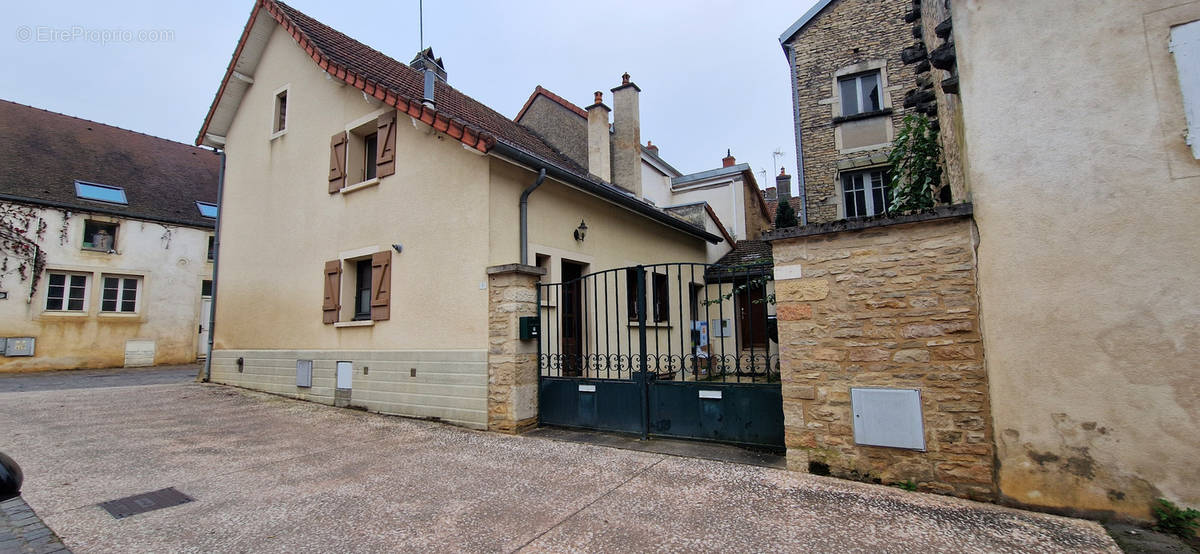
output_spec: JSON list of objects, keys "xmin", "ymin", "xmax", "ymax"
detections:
[
  {"xmin": 99, "ymin": 274, "xmax": 142, "ymax": 314},
  {"xmin": 270, "ymin": 84, "xmax": 289, "ymax": 140},
  {"xmin": 44, "ymin": 272, "xmax": 90, "ymax": 313},
  {"xmin": 839, "ymin": 168, "xmax": 891, "ymax": 219},
  {"xmin": 838, "ymin": 71, "xmax": 882, "ymax": 117}
]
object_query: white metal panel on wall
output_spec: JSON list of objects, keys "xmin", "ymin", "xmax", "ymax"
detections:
[
  {"xmin": 850, "ymin": 387, "xmax": 926, "ymax": 450},
  {"xmin": 1171, "ymin": 20, "xmax": 1200, "ymax": 159},
  {"xmin": 336, "ymin": 361, "xmax": 353, "ymax": 390}
]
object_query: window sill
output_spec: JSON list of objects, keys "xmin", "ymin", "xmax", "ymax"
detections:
[
  {"xmin": 627, "ymin": 321, "xmax": 672, "ymax": 328},
  {"xmin": 40, "ymin": 311, "xmax": 89, "ymax": 318},
  {"xmin": 80, "ymin": 247, "xmax": 117, "ymax": 254},
  {"xmin": 340, "ymin": 178, "xmax": 379, "ymax": 195},
  {"xmin": 98, "ymin": 311, "xmax": 140, "ymax": 318},
  {"xmin": 334, "ymin": 320, "xmax": 375, "ymax": 328},
  {"xmin": 832, "ymin": 108, "xmax": 893, "ymax": 124},
  {"xmin": 269, "ymin": 128, "xmax": 287, "ymax": 141}
]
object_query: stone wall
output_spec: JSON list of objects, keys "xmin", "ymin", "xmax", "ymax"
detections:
[
  {"xmin": 767, "ymin": 206, "xmax": 994, "ymax": 500},
  {"xmin": 785, "ymin": 0, "xmax": 918, "ymax": 224},
  {"xmin": 485, "ymin": 264, "xmax": 544, "ymax": 433}
]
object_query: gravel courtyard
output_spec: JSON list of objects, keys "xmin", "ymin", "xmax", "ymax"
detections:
[{"xmin": 0, "ymin": 369, "xmax": 1119, "ymax": 553}]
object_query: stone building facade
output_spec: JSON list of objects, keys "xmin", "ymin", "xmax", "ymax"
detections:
[
  {"xmin": 767, "ymin": 205, "xmax": 994, "ymax": 500},
  {"xmin": 780, "ymin": 0, "xmax": 920, "ymax": 225}
]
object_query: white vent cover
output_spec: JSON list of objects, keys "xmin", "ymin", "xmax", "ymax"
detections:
[
  {"xmin": 296, "ymin": 360, "xmax": 313, "ymax": 388},
  {"xmin": 850, "ymin": 388, "xmax": 926, "ymax": 450},
  {"xmin": 124, "ymin": 340, "xmax": 155, "ymax": 367}
]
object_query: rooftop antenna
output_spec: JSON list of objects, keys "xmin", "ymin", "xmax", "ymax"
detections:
[
  {"xmin": 419, "ymin": 0, "xmax": 424, "ymax": 51},
  {"xmin": 771, "ymin": 148, "xmax": 785, "ymax": 178}
]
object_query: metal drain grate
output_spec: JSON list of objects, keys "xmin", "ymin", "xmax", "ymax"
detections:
[{"xmin": 98, "ymin": 487, "xmax": 194, "ymax": 519}]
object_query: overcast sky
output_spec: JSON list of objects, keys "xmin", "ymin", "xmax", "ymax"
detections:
[{"xmin": 1, "ymin": 0, "xmax": 816, "ymax": 189}]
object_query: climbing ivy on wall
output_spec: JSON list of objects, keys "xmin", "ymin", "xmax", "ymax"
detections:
[
  {"xmin": 888, "ymin": 113, "xmax": 943, "ymax": 214},
  {"xmin": 0, "ymin": 202, "xmax": 49, "ymax": 298}
]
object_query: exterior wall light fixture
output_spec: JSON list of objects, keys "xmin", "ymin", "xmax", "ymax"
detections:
[{"xmin": 574, "ymin": 220, "xmax": 588, "ymax": 242}]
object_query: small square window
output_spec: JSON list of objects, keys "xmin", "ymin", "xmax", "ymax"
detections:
[
  {"xmin": 274, "ymin": 90, "xmax": 288, "ymax": 133},
  {"xmin": 82, "ymin": 220, "xmax": 118, "ymax": 252},
  {"xmin": 196, "ymin": 202, "xmax": 218, "ymax": 219},
  {"xmin": 838, "ymin": 71, "xmax": 882, "ymax": 117},
  {"xmin": 207, "ymin": 235, "xmax": 215, "ymax": 261},
  {"xmin": 101, "ymin": 275, "xmax": 140, "ymax": 313},
  {"xmin": 75, "ymin": 181, "xmax": 127, "ymax": 205},
  {"xmin": 201, "ymin": 279, "xmax": 213, "ymax": 297},
  {"xmin": 45, "ymin": 272, "xmax": 88, "ymax": 312}
]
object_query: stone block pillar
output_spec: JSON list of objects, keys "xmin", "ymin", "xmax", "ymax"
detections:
[{"xmin": 485, "ymin": 264, "xmax": 546, "ymax": 434}]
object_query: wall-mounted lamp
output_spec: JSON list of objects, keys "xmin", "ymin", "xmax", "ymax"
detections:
[
  {"xmin": 573, "ymin": 220, "xmax": 588, "ymax": 242},
  {"xmin": 392, "ymin": 243, "xmax": 403, "ymax": 253}
]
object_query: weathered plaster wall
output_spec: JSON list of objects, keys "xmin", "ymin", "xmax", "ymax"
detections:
[
  {"xmin": 786, "ymin": 0, "xmax": 917, "ymax": 224},
  {"xmin": 515, "ymin": 95, "xmax": 588, "ymax": 168},
  {"xmin": 771, "ymin": 212, "xmax": 993, "ymax": 500},
  {"xmin": 0, "ymin": 204, "xmax": 212, "ymax": 372},
  {"xmin": 954, "ymin": 0, "xmax": 1200, "ymax": 519}
]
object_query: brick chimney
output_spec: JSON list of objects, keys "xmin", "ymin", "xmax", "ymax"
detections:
[
  {"xmin": 611, "ymin": 73, "xmax": 642, "ymax": 197},
  {"xmin": 645, "ymin": 141, "xmax": 659, "ymax": 156},
  {"xmin": 763, "ymin": 187, "xmax": 777, "ymax": 202},
  {"xmin": 776, "ymin": 167, "xmax": 792, "ymax": 201},
  {"xmin": 585, "ymin": 91, "xmax": 612, "ymax": 182},
  {"xmin": 722, "ymin": 149, "xmax": 736, "ymax": 168}
]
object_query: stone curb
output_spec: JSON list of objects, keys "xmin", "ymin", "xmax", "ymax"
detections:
[{"xmin": 0, "ymin": 497, "xmax": 70, "ymax": 553}]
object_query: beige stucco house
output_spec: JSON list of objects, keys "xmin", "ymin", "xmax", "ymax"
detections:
[
  {"xmin": 0, "ymin": 100, "xmax": 219, "ymax": 372},
  {"xmin": 197, "ymin": 0, "xmax": 723, "ymax": 429}
]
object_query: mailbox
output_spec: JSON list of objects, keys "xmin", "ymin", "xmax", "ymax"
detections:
[{"xmin": 518, "ymin": 316, "xmax": 539, "ymax": 341}]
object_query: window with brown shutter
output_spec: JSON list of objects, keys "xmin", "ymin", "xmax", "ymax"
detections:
[
  {"xmin": 370, "ymin": 250, "xmax": 391, "ymax": 321},
  {"xmin": 323, "ymin": 260, "xmax": 342, "ymax": 323},
  {"xmin": 376, "ymin": 111, "xmax": 397, "ymax": 178},
  {"xmin": 329, "ymin": 131, "xmax": 347, "ymax": 193}
]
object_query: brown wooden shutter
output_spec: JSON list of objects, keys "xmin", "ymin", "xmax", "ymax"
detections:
[
  {"xmin": 329, "ymin": 131, "xmax": 347, "ymax": 193},
  {"xmin": 376, "ymin": 111, "xmax": 397, "ymax": 178},
  {"xmin": 323, "ymin": 259, "xmax": 342, "ymax": 323},
  {"xmin": 370, "ymin": 250, "xmax": 391, "ymax": 321}
]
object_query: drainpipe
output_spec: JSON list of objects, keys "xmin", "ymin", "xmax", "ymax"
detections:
[
  {"xmin": 785, "ymin": 45, "xmax": 809, "ymax": 225},
  {"xmin": 202, "ymin": 149, "xmax": 226, "ymax": 382},
  {"xmin": 519, "ymin": 168, "xmax": 547, "ymax": 265}
]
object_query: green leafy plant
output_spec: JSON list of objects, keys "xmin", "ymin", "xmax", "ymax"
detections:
[
  {"xmin": 892, "ymin": 479, "xmax": 918, "ymax": 492},
  {"xmin": 774, "ymin": 197, "xmax": 798, "ymax": 229},
  {"xmin": 1153, "ymin": 498, "xmax": 1199, "ymax": 538},
  {"xmin": 887, "ymin": 113, "xmax": 942, "ymax": 214}
]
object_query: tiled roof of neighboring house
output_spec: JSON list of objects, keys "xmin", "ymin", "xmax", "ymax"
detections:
[
  {"xmin": 515, "ymin": 86, "xmax": 588, "ymax": 121},
  {"xmin": 663, "ymin": 201, "xmax": 735, "ymax": 246},
  {"xmin": 766, "ymin": 196, "xmax": 805, "ymax": 223},
  {"xmin": 197, "ymin": 0, "xmax": 721, "ymax": 244},
  {"xmin": 706, "ymin": 239, "xmax": 772, "ymax": 281},
  {"xmin": 0, "ymin": 99, "xmax": 219, "ymax": 228}
]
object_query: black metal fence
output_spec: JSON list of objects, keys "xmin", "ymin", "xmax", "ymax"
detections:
[{"xmin": 537, "ymin": 263, "xmax": 779, "ymax": 384}]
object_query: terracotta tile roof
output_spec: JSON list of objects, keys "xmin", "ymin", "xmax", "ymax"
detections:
[
  {"xmin": 200, "ymin": 0, "xmax": 588, "ymax": 178},
  {"xmin": 515, "ymin": 86, "xmax": 588, "ymax": 122},
  {"xmin": 713, "ymin": 240, "xmax": 773, "ymax": 268},
  {"xmin": 0, "ymin": 99, "xmax": 219, "ymax": 228}
]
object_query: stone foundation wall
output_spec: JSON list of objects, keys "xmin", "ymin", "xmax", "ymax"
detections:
[{"xmin": 768, "ymin": 207, "xmax": 994, "ymax": 500}]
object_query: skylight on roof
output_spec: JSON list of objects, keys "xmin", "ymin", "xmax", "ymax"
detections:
[
  {"xmin": 196, "ymin": 202, "xmax": 218, "ymax": 219},
  {"xmin": 74, "ymin": 181, "xmax": 128, "ymax": 205}
]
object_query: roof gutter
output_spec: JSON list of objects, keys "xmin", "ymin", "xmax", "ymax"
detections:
[
  {"xmin": 0, "ymin": 193, "xmax": 216, "ymax": 230},
  {"xmin": 784, "ymin": 45, "xmax": 809, "ymax": 226},
  {"xmin": 490, "ymin": 141, "xmax": 723, "ymax": 244},
  {"xmin": 201, "ymin": 149, "xmax": 226, "ymax": 383},
  {"xmin": 519, "ymin": 168, "xmax": 547, "ymax": 265}
]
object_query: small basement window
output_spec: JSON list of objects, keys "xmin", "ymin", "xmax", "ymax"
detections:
[
  {"xmin": 82, "ymin": 220, "xmax": 118, "ymax": 252},
  {"xmin": 100, "ymin": 275, "xmax": 140, "ymax": 313},
  {"xmin": 75, "ymin": 181, "xmax": 127, "ymax": 205},
  {"xmin": 45, "ymin": 272, "xmax": 88, "ymax": 312},
  {"xmin": 196, "ymin": 201, "xmax": 218, "ymax": 219}
]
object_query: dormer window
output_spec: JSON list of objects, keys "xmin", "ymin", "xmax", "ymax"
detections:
[
  {"xmin": 196, "ymin": 201, "xmax": 218, "ymax": 219},
  {"xmin": 75, "ymin": 181, "xmax": 127, "ymax": 205}
]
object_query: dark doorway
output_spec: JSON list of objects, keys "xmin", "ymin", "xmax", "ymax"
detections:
[
  {"xmin": 736, "ymin": 282, "xmax": 768, "ymax": 350},
  {"xmin": 561, "ymin": 260, "xmax": 586, "ymax": 377}
]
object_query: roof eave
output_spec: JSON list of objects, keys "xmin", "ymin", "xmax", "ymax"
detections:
[{"xmin": 779, "ymin": 0, "xmax": 837, "ymax": 47}]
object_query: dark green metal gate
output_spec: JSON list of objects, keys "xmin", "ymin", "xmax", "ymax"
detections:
[{"xmin": 537, "ymin": 262, "xmax": 783, "ymax": 449}]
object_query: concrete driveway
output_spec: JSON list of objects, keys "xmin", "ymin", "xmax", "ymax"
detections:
[{"xmin": 0, "ymin": 372, "xmax": 1118, "ymax": 553}]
